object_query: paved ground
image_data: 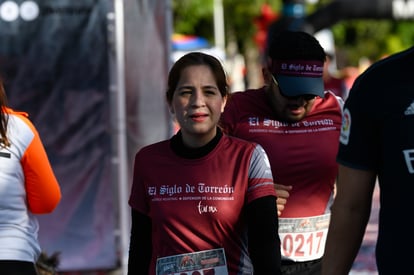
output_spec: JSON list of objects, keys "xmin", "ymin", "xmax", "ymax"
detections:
[{"xmin": 349, "ymin": 183, "xmax": 380, "ymax": 275}]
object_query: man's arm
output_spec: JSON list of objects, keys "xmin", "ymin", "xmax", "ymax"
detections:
[{"xmin": 322, "ymin": 164, "xmax": 377, "ymax": 275}]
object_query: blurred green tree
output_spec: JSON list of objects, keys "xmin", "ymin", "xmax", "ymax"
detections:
[
  {"xmin": 172, "ymin": 0, "xmax": 281, "ymax": 52},
  {"xmin": 172, "ymin": 0, "xmax": 215, "ymax": 38},
  {"xmin": 172, "ymin": 0, "xmax": 414, "ymax": 77},
  {"xmin": 331, "ymin": 20, "xmax": 414, "ymax": 67}
]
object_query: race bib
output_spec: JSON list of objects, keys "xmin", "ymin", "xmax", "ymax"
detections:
[
  {"xmin": 279, "ymin": 214, "xmax": 330, "ymax": 262},
  {"xmin": 156, "ymin": 248, "xmax": 228, "ymax": 275}
]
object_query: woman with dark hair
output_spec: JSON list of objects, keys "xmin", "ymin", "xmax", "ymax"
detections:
[
  {"xmin": 128, "ymin": 52, "xmax": 281, "ymax": 275},
  {"xmin": 0, "ymin": 81, "xmax": 61, "ymax": 275}
]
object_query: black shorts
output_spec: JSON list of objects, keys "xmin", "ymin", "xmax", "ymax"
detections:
[
  {"xmin": 281, "ymin": 258, "xmax": 322, "ymax": 275},
  {"xmin": 0, "ymin": 260, "xmax": 38, "ymax": 275}
]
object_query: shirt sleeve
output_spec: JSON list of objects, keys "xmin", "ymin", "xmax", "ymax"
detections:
[
  {"xmin": 337, "ymin": 73, "xmax": 381, "ymax": 171},
  {"xmin": 247, "ymin": 195, "xmax": 281, "ymax": 274},
  {"xmin": 20, "ymin": 116, "xmax": 61, "ymax": 214},
  {"xmin": 246, "ymin": 144, "xmax": 277, "ymax": 203},
  {"xmin": 128, "ymin": 208, "xmax": 152, "ymax": 274}
]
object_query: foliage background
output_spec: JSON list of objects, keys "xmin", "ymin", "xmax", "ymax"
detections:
[{"xmin": 172, "ymin": 0, "xmax": 414, "ymax": 68}]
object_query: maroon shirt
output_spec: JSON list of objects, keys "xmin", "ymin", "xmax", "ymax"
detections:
[
  {"xmin": 129, "ymin": 134, "xmax": 276, "ymax": 275},
  {"xmin": 221, "ymin": 88, "xmax": 342, "ymax": 218}
]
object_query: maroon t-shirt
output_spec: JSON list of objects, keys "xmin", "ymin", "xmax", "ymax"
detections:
[
  {"xmin": 129, "ymin": 134, "xmax": 276, "ymax": 275},
  {"xmin": 221, "ymin": 88, "xmax": 342, "ymax": 218}
]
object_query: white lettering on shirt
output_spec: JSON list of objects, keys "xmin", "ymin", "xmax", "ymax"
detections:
[{"xmin": 403, "ymin": 149, "xmax": 414, "ymax": 174}]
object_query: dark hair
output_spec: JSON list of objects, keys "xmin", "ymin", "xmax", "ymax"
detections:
[
  {"xmin": 0, "ymin": 81, "xmax": 9, "ymax": 147},
  {"xmin": 166, "ymin": 52, "xmax": 229, "ymax": 104},
  {"xmin": 267, "ymin": 31, "xmax": 326, "ymax": 62}
]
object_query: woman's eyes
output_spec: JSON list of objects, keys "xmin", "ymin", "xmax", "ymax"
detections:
[
  {"xmin": 204, "ymin": 89, "xmax": 217, "ymax": 95},
  {"xmin": 179, "ymin": 89, "xmax": 218, "ymax": 96},
  {"xmin": 180, "ymin": 90, "xmax": 192, "ymax": 95}
]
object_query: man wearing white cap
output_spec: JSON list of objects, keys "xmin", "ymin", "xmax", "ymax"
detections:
[{"xmin": 220, "ymin": 30, "xmax": 343, "ymax": 275}]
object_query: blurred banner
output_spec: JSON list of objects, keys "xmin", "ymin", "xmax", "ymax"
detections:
[
  {"xmin": 0, "ymin": 0, "xmax": 116, "ymax": 271},
  {"xmin": 0, "ymin": 0, "xmax": 171, "ymax": 272}
]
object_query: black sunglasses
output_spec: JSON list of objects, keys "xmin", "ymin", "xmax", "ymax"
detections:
[{"xmin": 271, "ymin": 74, "xmax": 316, "ymax": 101}]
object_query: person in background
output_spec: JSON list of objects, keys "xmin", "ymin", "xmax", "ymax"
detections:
[
  {"xmin": 323, "ymin": 53, "xmax": 348, "ymax": 100},
  {"xmin": 0, "ymin": 80, "xmax": 61, "ymax": 275},
  {"xmin": 322, "ymin": 46, "xmax": 414, "ymax": 275},
  {"xmin": 127, "ymin": 52, "xmax": 281, "ymax": 275},
  {"xmin": 220, "ymin": 30, "xmax": 343, "ymax": 275}
]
